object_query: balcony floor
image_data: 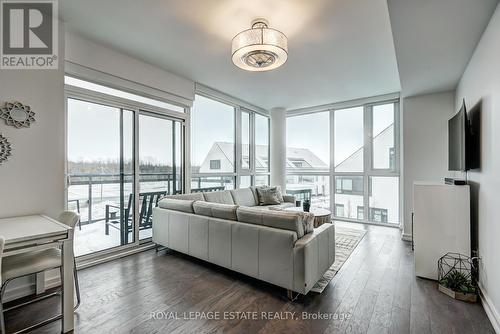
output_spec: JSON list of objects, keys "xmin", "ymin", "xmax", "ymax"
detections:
[{"xmin": 74, "ymin": 220, "xmax": 152, "ymax": 257}]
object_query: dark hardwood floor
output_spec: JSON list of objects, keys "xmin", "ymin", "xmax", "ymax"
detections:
[{"xmin": 5, "ymin": 222, "xmax": 495, "ymax": 333}]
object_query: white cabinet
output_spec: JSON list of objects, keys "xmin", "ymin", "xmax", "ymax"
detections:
[{"xmin": 413, "ymin": 182, "xmax": 470, "ymax": 280}]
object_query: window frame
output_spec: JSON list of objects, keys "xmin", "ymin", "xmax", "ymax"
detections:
[
  {"xmin": 333, "ymin": 100, "xmax": 400, "ymax": 226},
  {"xmin": 64, "ymin": 75, "xmax": 188, "ymax": 263},
  {"xmin": 254, "ymin": 112, "xmax": 271, "ymax": 180},
  {"xmin": 189, "ymin": 92, "xmax": 270, "ymax": 191},
  {"xmin": 286, "ymin": 98, "xmax": 400, "ymax": 227}
]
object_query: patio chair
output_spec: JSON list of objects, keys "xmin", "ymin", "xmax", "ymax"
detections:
[{"xmin": 105, "ymin": 191, "xmax": 166, "ymax": 244}]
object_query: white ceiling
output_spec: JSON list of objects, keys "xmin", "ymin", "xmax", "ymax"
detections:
[
  {"xmin": 387, "ymin": 0, "xmax": 499, "ymax": 98},
  {"xmin": 61, "ymin": 0, "xmax": 498, "ymax": 109},
  {"xmin": 60, "ymin": 0, "xmax": 401, "ymax": 110}
]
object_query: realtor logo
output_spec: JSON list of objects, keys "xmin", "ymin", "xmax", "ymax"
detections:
[{"xmin": 1, "ymin": 0, "xmax": 58, "ymax": 69}]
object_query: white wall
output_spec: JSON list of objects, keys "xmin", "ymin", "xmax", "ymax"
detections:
[
  {"xmin": 0, "ymin": 22, "xmax": 65, "ymax": 301},
  {"xmin": 402, "ymin": 91, "xmax": 455, "ymax": 239},
  {"xmin": 456, "ymin": 3, "xmax": 500, "ymax": 331},
  {"xmin": 0, "ymin": 27, "xmax": 198, "ymax": 301},
  {"xmin": 65, "ymin": 31, "xmax": 195, "ymax": 104},
  {"xmin": 0, "ymin": 24, "xmax": 65, "ymax": 220}
]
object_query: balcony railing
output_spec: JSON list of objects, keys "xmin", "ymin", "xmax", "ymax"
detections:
[
  {"xmin": 67, "ymin": 173, "xmax": 229, "ymax": 224},
  {"xmin": 68, "ymin": 172, "xmax": 179, "ymax": 224}
]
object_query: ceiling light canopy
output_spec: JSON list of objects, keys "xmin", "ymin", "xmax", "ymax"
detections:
[{"xmin": 231, "ymin": 19, "xmax": 288, "ymax": 72}]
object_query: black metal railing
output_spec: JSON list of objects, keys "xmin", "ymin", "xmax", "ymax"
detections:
[
  {"xmin": 67, "ymin": 173, "xmax": 229, "ymax": 224},
  {"xmin": 67, "ymin": 173, "xmax": 179, "ymax": 224}
]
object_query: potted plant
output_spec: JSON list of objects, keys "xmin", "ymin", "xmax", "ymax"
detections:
[{"xmin": 438, "ymin": 253, "xmax": 477, "ymax": 302}]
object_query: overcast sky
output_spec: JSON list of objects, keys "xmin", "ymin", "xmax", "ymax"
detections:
[{"xmin": 68, "ymin": 99, "xmax": 175, "ymax": 165}]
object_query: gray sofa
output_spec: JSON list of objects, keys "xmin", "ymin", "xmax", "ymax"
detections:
[{"xmin": 152, "ymin": 187, "xmax": 335, "ymax": 296}]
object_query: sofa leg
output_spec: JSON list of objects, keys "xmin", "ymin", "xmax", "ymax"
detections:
[{"xmin": 287, "ymin": 289, "xmax": 300, "ymax": 302}]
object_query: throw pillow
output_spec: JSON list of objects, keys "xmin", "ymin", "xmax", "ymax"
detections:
[
  {"xmin": 275, "ymin": 185, "xmax": 285, "ymax": 203},
  {"xmin": 256, "ymin": 186, "xmax": 283, "ymax": 205}
]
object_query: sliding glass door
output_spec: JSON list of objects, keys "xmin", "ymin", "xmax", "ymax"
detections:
[
  {"xmin": 67, "ymin": 98, "xmax": 135, "ymax": 256},
  {"xmin": 138, "ymin": 112, "xmax": 183, "ymax": 240},
  {"xmin": 66, "ymin": 76, "xmax": 187, "ymax": 257}
]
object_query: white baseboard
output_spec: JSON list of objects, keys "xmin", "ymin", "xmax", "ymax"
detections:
[
  {"xmin": 401, "ymin": 232, "xmax": 412, "ymax": 242},
  {"xmin": 479, "ymin": 283, "xmax": 500, "ymax": 334}
]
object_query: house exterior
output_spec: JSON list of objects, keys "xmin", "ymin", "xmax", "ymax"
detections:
[
  {"xmin": 198, "ymin": 142, "xmax": 328, "ymax": 173},
  {"xmin": 334, "ymin": 124, "xmax": 398, "ymax": 223},
  {"xmin": 198, "ymin": 123, "xmax": 396, "ymax": 223}
]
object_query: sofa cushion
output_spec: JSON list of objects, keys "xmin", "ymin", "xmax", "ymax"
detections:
[
  {"xmin": 236, "ymin": 207, "xmax": 306, "ymax": 238},
  {"xmin": 265, "ymin": 202, "xmax": 295, "ymax": 210},
  {"xmin": 192, "ymin": 201, "xmax": 212, "ymax": 216},
  {"xmin": 193, "ymin": 201, "xmax": 238, "ymax": 220},
  {"xmin": 282, "ymin": 194, "xmax": 296, "ymax": 204},
  {"xmin": 230, "ymin": 188, "xmax": 258, "ymax": 207},
  {"xmin": 249, "ymin": 186, "xmax": 259, "ymax": 203},
  {"xmin": 203, "ymin": 190, "xmax": 235, "ymax": 205},
  {"xmin": 246, "ymin": 202, "xmax": 295, "ymax": 211},
  {"xmin": 158, "ymin": 198, "xmax": 195, "ymax": 213},
  {"xmin": 268, "ymin": 206, "xmax": 314, "ymax": 234},
  {"xmin": 164, "ymin": 193, "xmax": 205, "ymax": 201},
  {"xmin": 256, "ymin": 186, "xmax": 284, "ymax": 205}
]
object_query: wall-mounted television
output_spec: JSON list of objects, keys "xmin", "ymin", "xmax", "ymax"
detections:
[{"xmin": 448, "ymin": 100, "xmax": 480, "ymax": 171}]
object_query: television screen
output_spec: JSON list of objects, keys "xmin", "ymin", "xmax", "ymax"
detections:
[{"xmin": 448, "ymin": 103, "xmax": 466, "ymax": 171}]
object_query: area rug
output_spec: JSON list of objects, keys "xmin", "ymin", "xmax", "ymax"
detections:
[{"xmin": 310, "ymin": 226, "xmax": 367, "ymax": 293}]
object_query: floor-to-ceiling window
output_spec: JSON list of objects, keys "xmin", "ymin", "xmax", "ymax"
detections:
[
  {"xmin": 367, "ymin": 103, "xmax": 399, "ymax": 224},
  {"xmin": 286, "ymin": 112, "xmax": 330, "ymax": 209},
  {"xmin": 286, "ymin": 99, "xmax": 400, "ymax": 226},
  {"xmin": 334, "ymin": 106, "xmax": 364, "ymax": 220},
  {"xmin": 190, "ymin": 94, "xmax": 270, "ymax": 190},
  {"xmin": 65, "ymin": 76, "xmax": 187, "ymax": 257},
  {"xmin": 191, "ymin": 95, "xmax": 236, "ymax": 190}
]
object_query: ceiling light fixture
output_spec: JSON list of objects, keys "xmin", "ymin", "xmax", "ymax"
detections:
[{"xmin": 231, "ymin": 19, "xmax": 288, "ymax": 72}]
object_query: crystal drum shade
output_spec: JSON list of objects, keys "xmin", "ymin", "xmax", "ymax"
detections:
[{"xmin": 231, "ymin": 19, "xmax": 288, "ymax": 72}]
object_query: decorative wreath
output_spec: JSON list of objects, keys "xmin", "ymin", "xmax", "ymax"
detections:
[
  {"xmin": 0, "ymin": 101, "xmax": 36, "ymax": 128},
  {"xmin": 0, "ymin": 133, "xmax": 12, "ymax": 165}
]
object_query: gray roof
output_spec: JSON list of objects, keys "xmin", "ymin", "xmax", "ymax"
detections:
[
  {"xmin": 208, "ymin": 142, "xmax": 328, "ymax": 170},
  {"xmin": 202, "ymin": 123, "xmax": 393, "ymax": 171}
]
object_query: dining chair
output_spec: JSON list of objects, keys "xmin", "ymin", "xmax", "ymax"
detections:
[{"xmin": 0, "ymin": 212, "xmax": 81, "ymax": 334}]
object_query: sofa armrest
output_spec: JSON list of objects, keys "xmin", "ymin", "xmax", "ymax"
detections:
[
  {"xmin": 293, "ymin": 223, "xmax": 335, "ymax": 294},
  {"xmin": 282, "ymin": 195, "xmax": 296, "ymax": 204}
]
